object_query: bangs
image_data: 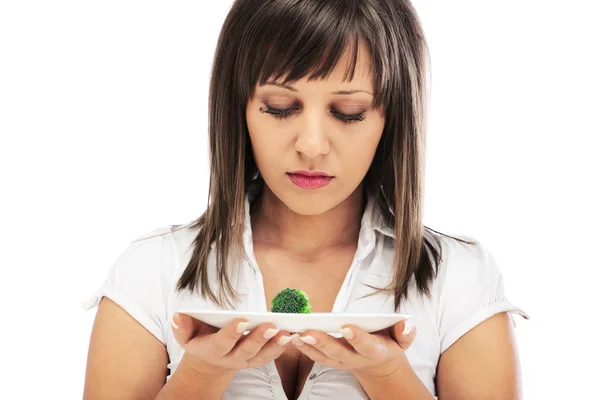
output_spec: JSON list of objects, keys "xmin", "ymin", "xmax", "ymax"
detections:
[{"xmin": 235, "ymin": 0, "xmax": 392, "ymax": 110}]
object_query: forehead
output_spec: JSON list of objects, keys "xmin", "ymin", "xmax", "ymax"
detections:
[
  {"xmin": 332, "ymin": 41, "xmax": 374, "ymax": 84},
  {"xmin": 267, "ymin": 40, "xmax": 374, "ymax": 89}
]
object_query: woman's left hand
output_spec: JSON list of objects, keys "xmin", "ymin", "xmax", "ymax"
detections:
[{"xmin": 290, "ymin": 319, "xmax": 416, "ymax": 378}]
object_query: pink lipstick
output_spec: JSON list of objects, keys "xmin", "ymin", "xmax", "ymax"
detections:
[{"xmin": 287, "ymin": 170, "xmax": 334, "ymax": 189}]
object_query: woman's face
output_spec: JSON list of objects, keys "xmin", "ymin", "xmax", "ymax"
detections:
[{"xmin": 245, "ymin": 43, "xmax": 385, "ymax": 216}]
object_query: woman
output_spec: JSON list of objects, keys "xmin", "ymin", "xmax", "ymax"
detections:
[{"xmin": 83, "ymin": 0, "xmax": 528, "ymax": 398}]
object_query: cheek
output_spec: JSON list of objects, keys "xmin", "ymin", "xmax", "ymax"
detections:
[
  {"xmin": 247, "ymin": 120, "xmax": 285, "ymax": 171},
  {"xmin": 338, "ymin": 130, "xmax": 382, "ymax": 168}
]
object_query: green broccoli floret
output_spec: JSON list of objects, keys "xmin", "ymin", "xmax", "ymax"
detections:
[{"xmin": 271, "ymin": 288, "xmax": 312, "ymax": 313}]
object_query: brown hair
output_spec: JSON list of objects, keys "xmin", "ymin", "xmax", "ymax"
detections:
[{"xmin": 171, "ymin": 0, "xmax": 475, "ymax": 311}]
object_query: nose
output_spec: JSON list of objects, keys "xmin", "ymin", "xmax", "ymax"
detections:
[{"xmin": 294, "ymin": 108, "xmax": 330, "ymax": 158}]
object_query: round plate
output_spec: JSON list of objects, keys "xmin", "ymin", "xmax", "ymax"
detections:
[{"xmin": 177, "ymin": 309, "xmax": 411, "ymax": 334}]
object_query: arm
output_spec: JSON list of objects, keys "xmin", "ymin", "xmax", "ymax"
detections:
[
  {"xmin": 354, "ymin": 356, "xmax": 434, "ymax": 400},
  {"xmin": 159, "ymin": 312, "xmax": 292, "ymax": 399},
  {"xmin": 353, "ymin": 312, "xmax": 522, "ymax": 399},
  {"xmin": 83, "ymin": 297, "xmax": 236, "ymax": 400},
  {"xmin": 83, "ymin": 297, "xmax": 169, "ymax": 399},
  {"xmin": 155, "ymin": 352, "xmax": 236, "ymax": 399},
  {"xmin": 436, "ymin": 312, "xmax": 523, "ymax": 400},
  {"xmin": 292, "ymin": 321, "xmax": 434, "ymax": 400}
]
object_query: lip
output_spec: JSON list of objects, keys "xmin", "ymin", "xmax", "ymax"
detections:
[
  {"xmin": 289, "ymin": 170, "xmax": 333, "ymax": 177},
  {"xmin": 287, "ymin": 172, "xmax": 334, "ymax": 189}
]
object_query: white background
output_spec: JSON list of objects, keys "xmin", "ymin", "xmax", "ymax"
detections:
[{"xmin": 1, "ymin": 1, "xmax": 598, "ymax": 398}]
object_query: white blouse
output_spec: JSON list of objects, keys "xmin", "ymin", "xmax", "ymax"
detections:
[{"xmin": 83, "ymin": 193, "xmax": 529, "ymax": 399}]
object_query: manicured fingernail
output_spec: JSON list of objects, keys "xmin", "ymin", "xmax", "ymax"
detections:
[
  {"xmin": 291, "ymin": 337, "xmax": 304, "ymax": 347},
  {"xmin": 171, "ymin": 315, "xmax": 179, "ymax": 330},
  {"xmin": 263, "ymin": 328, "xmax": 280, "ymax": 339},
  {"xmin": 402, "ymin": 320, "xmax": 413, "ymax": 337},
  {"xmin": 236, "ymin": 321, "xmax": 249, "ymax": 333},
  {"xmin": 340, "ymin": 327, "xmax": 354, "ymax": 339},
  {"xmin": 300, "ymin": 335, "xmax": 317, "ymax": 345},
  {"xmin": 277, "ymin": 335, "xmax": 293, "ymax": 345}
]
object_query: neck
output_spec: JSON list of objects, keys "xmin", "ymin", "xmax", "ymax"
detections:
[{"xmin": 250, "ymin": 184, "xmax": 366, "ymax": 258}]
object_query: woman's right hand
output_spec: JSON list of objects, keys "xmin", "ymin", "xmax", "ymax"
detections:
[{"xmin": 171, "ymin": 312, "xmax": 294, "ymax": 376}]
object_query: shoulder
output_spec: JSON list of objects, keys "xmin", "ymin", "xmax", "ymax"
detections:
[
  {"xmin": 166, "ymin": 222, "xmax": 203, "ymax": 270},
  {"xmin": 132, "ymin": 225, "xmax": 177, "ymax": 242},
  {"xmin": 434, "ymin": 233, "xmax": 496, "ymax": 286},
  {"xmin": 374, "ymin": 232, "xmax": 498, "ymax": 297},
  {"xmin": 130, "ymin": 222, "xmax": 200, "ymax": 260},
  {"xmin": 433, "ymin": 234, "xmax": 528, "ymax": 352},
  {"xmin": 431, "ymin": 233, "xmax": 506, "ymax": 313},
  {"xmin": 119, "ymin": 225, "xmax": 179, "ymax": 272},
  {"xmin": 83, "ymin": 224, "xmax": 184, "ymax": 344},
  {"xmin": 102, "ymin": 224, "xmax": 182, "ymax": 287},
  {"xmin": 371, "ymin": 231, "xmax": 489, "ymax": 280},
  {"xmin": 96, "ymin": 223, "xmax": 195, "ymax": 297}
]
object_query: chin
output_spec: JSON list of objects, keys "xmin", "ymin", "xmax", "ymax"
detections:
[
  {"xmin": 277, "ymin": 189, "xmax": 344, "ymax": 216},
  {"xmin": 286, "ymin": 201, "xmax": 332, "ymax": 216},
  {"xmin": 261, "ymin": 175, "xmax": 353, "ymax": 216}
]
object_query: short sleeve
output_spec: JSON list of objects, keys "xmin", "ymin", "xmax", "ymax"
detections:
[
  {"xmin": 82, "ymin": 227, "xmax": 175, "ymax": 345},
  {"xmin": 437, "ymin": 236, "xmax": 529, "ymax": 354}
]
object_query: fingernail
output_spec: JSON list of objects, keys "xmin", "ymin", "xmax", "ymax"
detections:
[
  {"xmin": 402, "ymin": 320, "xmax": 413, "ymax": 337},
  {"xmin": 277, "ymin": 335, "xmax": 293, "ymax": 345},
  {"xmin": 171, "ymin": 315, "xmax": 179, "ymax": 330},
  {"xmin": 291, "ymin": 337, "xmax": 304, "ymax": 347},
  {"xmin": 236, "ymin": 321, "xmax": 249, "ymax": 333},
  {"xmin": 263, "ymin": 328, "xmax": 280, "ymax": 339},
  {"xmin": 300, "ymin": 335, "xmax": 317, "ymax": 345},
  {"xmin": 340, "ymin": 327, "xmax": 354, "ymax": 339}
]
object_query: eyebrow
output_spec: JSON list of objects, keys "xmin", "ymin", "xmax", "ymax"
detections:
[{"xmin": 261, "ymin": 81, "xmax": 373, "ymax": 96}]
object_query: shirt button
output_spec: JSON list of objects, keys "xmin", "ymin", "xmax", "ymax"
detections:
[
  {"xmin": 309, "ymin": 373, "xmax": 317, "ymax": 380},
  {"xmin": 270, "ymin": 374, "xmax": 281, "ymax": 383}
]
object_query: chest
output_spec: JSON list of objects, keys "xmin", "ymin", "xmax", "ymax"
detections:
[
  {"xmin": 255, "ymin": 244, "xmax": 356, "ymax": 313},
  {"xmin": 254, "ymin": 244, "xmax": 356, "ymax": 399},
  {"xmin": 168, "ymin": 259, "xmax": 441, "ymax": 399}
]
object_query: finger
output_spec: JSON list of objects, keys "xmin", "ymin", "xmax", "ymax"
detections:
[
  {"xmin": 245, "ymin": 330, "xmax": 295, "ymax": 368},
  {"xmin": 391, "ymin": 320, "xmax": 417, "ymax": 350},
  {"xmin": 226, "ymin": 322, "xmax": 280, "ymax": 361},
  {"xmin": 291, "ymin": 334, "xmax": 333, "ymax": 366},
  {"xmin": 292, "ymin": 331, "xmax": 356, "ymax": 364},
  {"xmin": 211, "ymin": 318, "xmax": 251, "ymax": 356},
  {"xmin": 172, "ymin": 312, "xmax": 217, "ymax": 347},
  {"xmin": 339, "ymin": 324, "xmax": 389, "ymax": 362}
]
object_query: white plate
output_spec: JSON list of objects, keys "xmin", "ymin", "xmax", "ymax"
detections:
[{"xmin": 177, "ymin": 310, "xmax": 411, "ymax": 334}]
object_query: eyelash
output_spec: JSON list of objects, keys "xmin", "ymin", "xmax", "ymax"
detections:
[{"xmin": 261, "ymin": 105, "xmax": 366, "ymax": 125}]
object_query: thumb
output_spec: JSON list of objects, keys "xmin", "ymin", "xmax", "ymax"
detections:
[
  {"xmin": 391, "ymin": 319, "xmax": 417, "ymax": 350},
  {"xmin": 172, "ymin": 312, "xmax": 217, "ymax": 347}
]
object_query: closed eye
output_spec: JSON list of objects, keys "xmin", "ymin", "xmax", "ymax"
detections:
[{"xmin": 261, "ymin": 105, "xmax": 366, "ymax": 125}]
